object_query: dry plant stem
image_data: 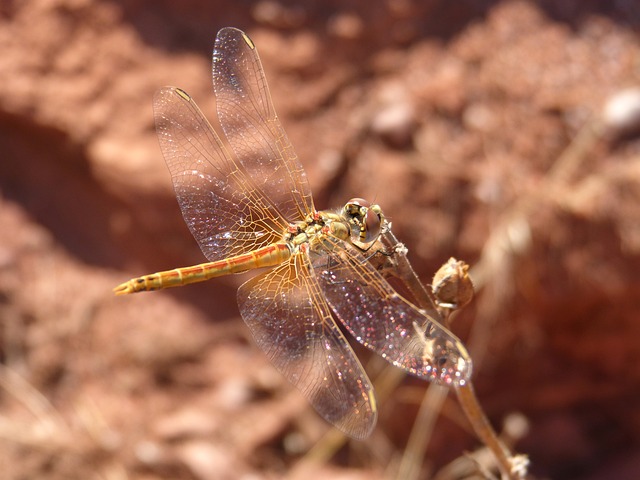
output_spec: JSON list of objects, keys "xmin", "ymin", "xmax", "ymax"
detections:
[
  {"xmin": 456, "ymin": 382, "xmax": 518, "ymax": 480},
  {"xmin": 545, "ymin": 119, "xmax": 602, "ymax": 188},
  {"xmin": 378, "ymin": 230, "xmax": 521, "ymax": 480},
  {"xmin": 396, "ymin": 385, "xmax": 448, "ymax": 480},
  {"xmin": 297, "ymin": 427, "xmax": 350, "ymax": 466},
  {"xmin": 0, "ymin": 364, "xmax": 67, "ymax": 436}
]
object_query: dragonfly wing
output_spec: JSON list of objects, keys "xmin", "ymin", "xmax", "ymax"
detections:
[
  {"xmin": 213, "ymin": 27, "xmax": 315, "ymax": 222},
  {"xmin": 237, "ymin": 254, "xmax": 377, "ymax": 439},
  {"xmin": 153, "ymin": 87, "xmax": 288, "ymax": 262},
  {"xmin": 310, "ymin": 239, "xmax": 473, "ymax": 386}
]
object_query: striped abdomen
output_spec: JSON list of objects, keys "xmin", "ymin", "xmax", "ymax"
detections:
[{"xmin": 114, "ymin": 243, "xmax": 291, "ymax": 294}]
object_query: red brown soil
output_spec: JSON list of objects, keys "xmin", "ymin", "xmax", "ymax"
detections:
[{"xmin": 1, "ymin": 1, "xmax": 639, "ymax": 479}]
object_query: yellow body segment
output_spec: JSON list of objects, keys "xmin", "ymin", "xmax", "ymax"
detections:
[{"xmin": 114, "ymin": 243, "xmax": 291, "ymax": 294}]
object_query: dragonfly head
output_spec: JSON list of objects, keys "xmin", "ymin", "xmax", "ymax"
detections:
[{"xmin": 343, "ymin": 198, "xmax": 385, "ymax": 248}]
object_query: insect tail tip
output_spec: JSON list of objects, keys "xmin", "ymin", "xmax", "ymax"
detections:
[{"xmin": 113, "ymin": 283, "xmax": 133, "ymax": 295}]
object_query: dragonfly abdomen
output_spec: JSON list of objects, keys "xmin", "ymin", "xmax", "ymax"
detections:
[{"xmin": 114, "ymin": 243, "xmax": 291, "ymax": 294}]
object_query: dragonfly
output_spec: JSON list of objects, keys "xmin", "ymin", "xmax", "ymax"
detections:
[{"xmin": 115, "ymin": 27, "xmax": 471, "ymax": 439}]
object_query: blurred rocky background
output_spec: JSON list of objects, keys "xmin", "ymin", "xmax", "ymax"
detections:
[{"xmin": 1, "ymin": 0, "xmax": 639, "ymax": 479}]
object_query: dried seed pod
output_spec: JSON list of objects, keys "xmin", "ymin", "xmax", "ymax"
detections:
[{"xmin": 432, "ymin": 257, "xmax": 474, "ymax": 310}]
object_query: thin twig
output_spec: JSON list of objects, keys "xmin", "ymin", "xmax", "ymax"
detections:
[{"xmin": 396, "ymin": 384, "xmax": 449, "ymax": 480}]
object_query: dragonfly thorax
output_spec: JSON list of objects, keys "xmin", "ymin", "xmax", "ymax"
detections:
[
  {"xmin": 284, "ymin": 209, "xmax": 360, "ymax": 255},
  {"xmin": 284, "ymin": 201, "xmax": 386, "ymax": 254},
  {"xmin": 284, "ymin": 214, "xmax": 334, "ymax": 249}
]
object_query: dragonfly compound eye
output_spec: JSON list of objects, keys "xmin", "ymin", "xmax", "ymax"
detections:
[
  {"xmin": 361, "ymin": 205, "xmax": 382, "ymax": 242},
  {"xmin": 345, "ymin": 197, "xmax": 371, "ymax": 209},
  {"xmin": 343, "ymin": 198, "xmax": 382, "ymax": 244}
]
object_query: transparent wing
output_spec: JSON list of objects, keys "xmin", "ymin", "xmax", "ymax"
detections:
[
  {"xmin": 213, "ymin": 27, "xmax": 315, "ymax": 223},
  {"xmin": 237, "ymin": 254, "xmax": 377, "ymax": 439},
  {"xmin": 153, "ymin": 87, "xmax": 289, "ymax": 262},
  {"xmin": 311, "ymin": 239, "xmax": 473, "ymax": 386}
]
